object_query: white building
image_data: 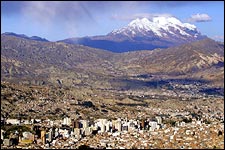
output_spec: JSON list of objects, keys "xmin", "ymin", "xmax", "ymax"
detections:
[
  {"xmin": 59, "ymin": 128, "xmax": 70, "ymax": 138},
  {"xmin": 128, "ymin": 122, "xmax": 136, "ymax": 132},
  {"xmin": 105, "ymin": 122, "xmax": 110, "ymax": 132},
  {"xmin": 115, "ymin": 121, "xmax": 122, "ymax": 132},
  {"xmin": 1, "ymin": 129, "xmax": 5, "ymax": 140},
  {"xmin": 6, "ymin": 119, "xmax": 20, "ymax": 125},
  {"xmin": 149, "ymin": 121, "xmax": 158, "ymax": 131},
  {"xmin": 155, "ymin": 116, "xmax": 162, "ymax": 124},
  {"xmin": 47, "ymin": 129, "xmax": 53, "ymax": 142},
  {"xmin": 122, "ymin": 122, "xmax": 128, "ymax": 131},
  {"xmin": 100, "ymin": 123, "xmax": 105, "ymax": 133},
  {"xmin": 84, "ymin": 127, "xmax": 92, "ymax": 136},
  {"xmin": 73, "ymin": 128, "xmax": 81, "ymax": 138},
  {"xmin": 63, "ymin": 117, "xmax": 71, "ymax": 126},
  {"xmin": 180, "ymin": 121, "xmax": 186, "ymax": 127},
  {"xmin": 81, "ymin": 120, "xmax": 89, "ymax": 129},
  {"xmin": 96, "ymin": 119, "xmax": 108, "ymax": 133}
]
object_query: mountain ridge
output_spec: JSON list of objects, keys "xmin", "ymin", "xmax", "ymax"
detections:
[
  {"xmin": 1, "ymin": 34, "xmax": 223, "ymax": 89},
  {"xmin": 109, "ymin": 17, "xmax": 201, "ymax": 39},
  {"xmin": 2, "ymin": 32, "xmax": 49, "ymax": 42},
  {"xmin": 59, "ymin": 16, "xmax": 207, "ymax": 53}
]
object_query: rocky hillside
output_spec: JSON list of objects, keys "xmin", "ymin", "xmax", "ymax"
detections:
[
  {"xmin": 1, "ymin": 34, "xmax": 224, "ymax": 120},
  {"xmin": 1, "ymin": 34, "xmax": 224, "ymax": 89},
  {"xmin": 116, "ymin": 38, "xmax": 224, "ymax": 74}
]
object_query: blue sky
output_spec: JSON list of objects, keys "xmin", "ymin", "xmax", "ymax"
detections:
[{"xmin": 1, "ymin": 1, "xmax": 224, "ymax": 42}]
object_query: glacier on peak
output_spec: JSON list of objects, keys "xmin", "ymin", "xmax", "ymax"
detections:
[
  {"xmin": 110, "ymin": 16, "xmax": 198, "ymax": 38},
  {"xmin": 60, "ymin": 16, "xmax": 207, "ymax": 53}
]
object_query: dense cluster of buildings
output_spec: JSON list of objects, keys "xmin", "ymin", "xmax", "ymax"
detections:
[{"xmin": 1, "ymin": 111, "xmax": 224, "ymax": 149}]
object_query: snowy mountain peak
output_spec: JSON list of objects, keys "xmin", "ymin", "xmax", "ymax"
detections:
[
  {"xmin": 128, "ymin": 17, "xmax": 150, "ymax": 26},
  {"xmin": 153, "ymin": 17, "xmax": 182, "ymax": 25},
  {"xmin": 110, "ymin": 16, "xmax": 199, "ymax": 38},
  {"xmin": 127, "ymin": 17, "xmax": 153, "ymax": 32},
  {"xmin": 60, "ymin": 16, "xmax": 207, "ymax": 53}
]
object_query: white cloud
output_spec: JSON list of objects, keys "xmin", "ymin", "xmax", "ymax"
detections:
[{"xmin": 187, "ymin": 13, "xmax": 212, "ymax": 22}]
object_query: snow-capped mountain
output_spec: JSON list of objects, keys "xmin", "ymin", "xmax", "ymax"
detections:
[
  {"xmin": 60, "ymin": 16, "xmax": 207, "ymax": 53},
  {"xmin": 109, "ymin": 17, "xmax": 202, "ymax": 41}
]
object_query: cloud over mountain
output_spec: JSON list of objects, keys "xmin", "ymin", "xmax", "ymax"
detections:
[{"xmin": 187, "ymin": 13, "xmax": 212, "ymax": 22}]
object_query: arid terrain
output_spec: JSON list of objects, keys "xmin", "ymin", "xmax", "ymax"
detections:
[{"xmin": 1, "ymin": 34, "xmax": 224, "ymax": 120}]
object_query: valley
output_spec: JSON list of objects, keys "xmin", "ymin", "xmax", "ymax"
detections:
[
  {"xmin": 1, "ymin": 1, "xmax": 224, "ymax": 149},
  {"xmin": 1, "ymin": 15, "xmax": 224, "ymax": 150},
  {"xmin": 1, "ymin": 33, "xmax": 224, "ymax": 121}
]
